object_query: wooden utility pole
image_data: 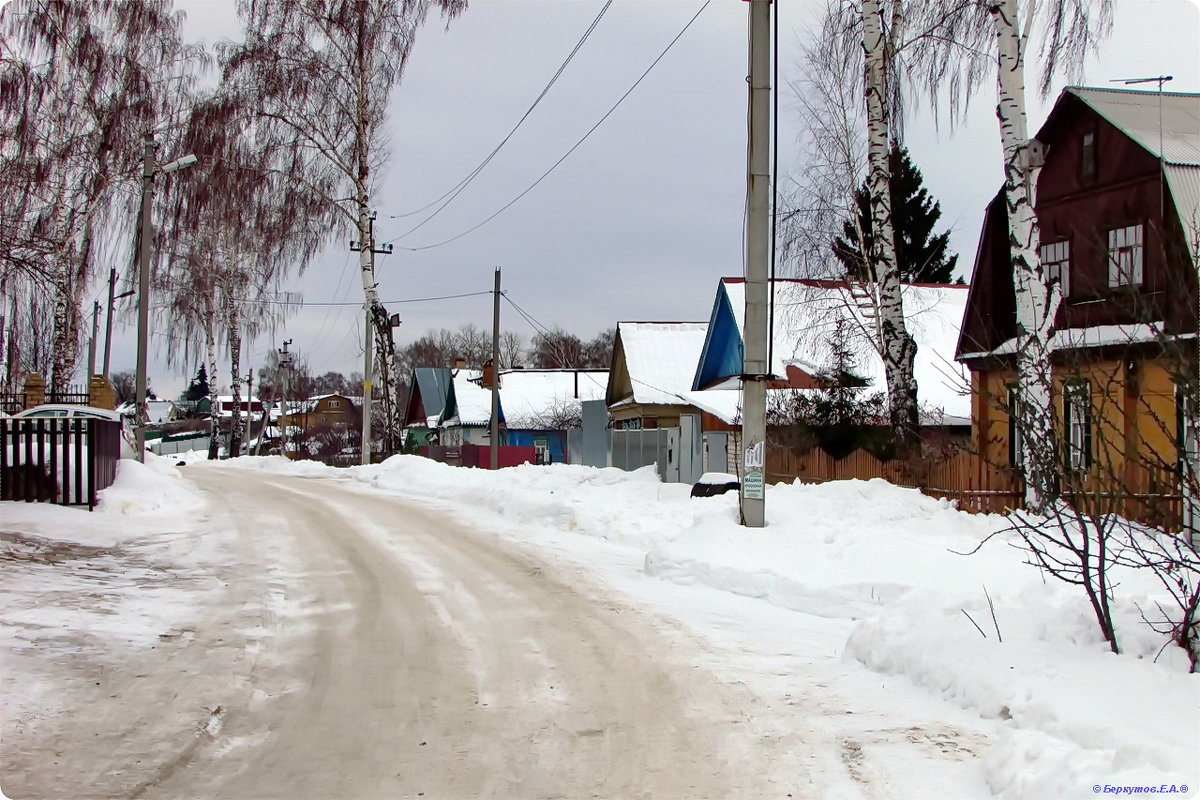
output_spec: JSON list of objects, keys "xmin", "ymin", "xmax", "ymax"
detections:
[
  {"xmin": 490, "ymin": 267, "xmax": 501, "ymax": 470},
  {"xmin": 740, "ymin": 0, "xmax": 771, "ymax": 526}
]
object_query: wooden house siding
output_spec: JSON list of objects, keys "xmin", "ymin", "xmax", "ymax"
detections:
[{"xmin": 959, "ymin": 90, "xmax": 1198, "ymax": 361}]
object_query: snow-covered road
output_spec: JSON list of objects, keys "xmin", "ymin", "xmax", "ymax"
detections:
[
  {"xmin": 7, "ymin": 469, "xmax": 794, "ymax": 798},
  {"xmin": 5, "ymin": 455, "xmax": 1195, "ymax": 799}
]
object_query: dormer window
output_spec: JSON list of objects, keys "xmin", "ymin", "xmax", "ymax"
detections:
[
  {"xmin": 1039, "ymin": 240, "xmax": 1071, "ymax": 297},
  {"xmin": 1107, "ymin": 224, "xmax": 1144, "ymax": 287},
  {"xmin": 1081, "ymin": 130, "xmax": 1096, "ymax": 179}
]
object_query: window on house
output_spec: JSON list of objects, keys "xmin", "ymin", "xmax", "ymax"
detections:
[
  {"xmin": 329, "ymin": 400, "xmax": 340, "ymax": 408},
  {"xmin": 1039, "ymin": 240, "xmax": 1071, "ymax": 297},
  {"xmin": 1179, "ymin": 382, "xmax": 1198, "ymax": 472},
  {"xmin": 1107, "ymin": 224, "xmax": 1144, "ymax": 287},
  {"xmin": 1081, "ymin": 131, "xmax": 1096, "ymax": 179},
  {"xmin": 1008, "ymin": 385, "xmax": 1024, "ymax": 469},
  {"xmin": 1063, "ymin": 381, "xmax": 1092, "ymax": 472}
]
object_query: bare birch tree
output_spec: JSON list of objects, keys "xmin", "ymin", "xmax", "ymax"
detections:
[
  {"xmin": 907, "ymin": 0, "xmax": 1111, "ymax": 510},
  {"xmin": 221, "ymin": 0, "xmax": 466, "ymax": 456},
  {"xmin": 0, "ymin": 0, "xmax": 203, "ymax": 391}
]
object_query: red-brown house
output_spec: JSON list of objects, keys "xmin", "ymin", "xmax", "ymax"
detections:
[{"xmin": 957, "ymin": 86, "xmax": 1198, "ymax": 490}]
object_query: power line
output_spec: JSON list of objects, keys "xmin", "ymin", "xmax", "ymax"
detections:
[
  {"xmin": 499, "ymin": 293, "xmax": 609, "ymax": 394},
  {"xmin": 385, "ymin": 0, "xmax": 711, "ymax": 252},
  {"xmin": 230, "ymin": 290, "xmax": 494, "ymax": 307},
  {"xmin": 384, "ymin": 0, "xmax": 613, "ymax": 231}
]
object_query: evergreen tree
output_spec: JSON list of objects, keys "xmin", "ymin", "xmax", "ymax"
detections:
[
  {"xmin": 182, "ymin": 365, "xmax": 210, "ymax": 402},
  {"xmin": 832, "ymin": 145, "xmax": 961, "ymax": 284}
]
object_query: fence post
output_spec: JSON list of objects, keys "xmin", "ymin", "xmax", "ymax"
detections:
[
  {"xmin": 89, "ymin": 375, "xmax": 117, "ymax": 410},
  {"xmin": 23, "ymin": 373, "xmax": 45, "ymax": 409}
]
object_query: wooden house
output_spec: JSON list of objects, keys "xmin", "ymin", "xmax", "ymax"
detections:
[
  {"xmin": 957, "ymin": 86, "xmax": 1199, "ymax": 494},
  {"xmin": 277, "ymin": 394, "xmax": 356, "ymax": 432},
  {"xmin": 605, "ymin": 321, "xmax": 709, "ymax": 430}
]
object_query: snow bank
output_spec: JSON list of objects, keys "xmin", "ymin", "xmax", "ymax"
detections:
[{"xmin": 210, "ymin": 455, "xmax": 1199, "ymax": 793}]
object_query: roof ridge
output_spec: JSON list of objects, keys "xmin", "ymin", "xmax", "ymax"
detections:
[{"xmin": 1067, "ymin": 84, "xmax": 1200, "ymax": 100}]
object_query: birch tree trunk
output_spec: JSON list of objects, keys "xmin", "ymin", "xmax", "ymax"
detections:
[
  {"xmin": 225, "ymin": 289, "xmax": 242, "ymax": 462},
  {"xmin": 990, "ymin": 0, "xmax": 1061, "ymax": 512},
  {"xmin": 206, "ymin": 318, "xmax": 220, "ymax": 461},
  {"xmin": 862, "ymin": 0, "xmax": 920, "ymax": 452}
]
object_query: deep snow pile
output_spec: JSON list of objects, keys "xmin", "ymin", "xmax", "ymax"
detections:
[{"xmin": 220, "ymin": 454, "xmax": 1199, "ymax": 797}]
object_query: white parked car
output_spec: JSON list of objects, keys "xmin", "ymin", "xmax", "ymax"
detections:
[
  {"xmin": 11, "ymin": 404, "xmax": 124, "ymax": 422},
  {"xmin": 9, "ymin": 404, "xmax": 135, "ymax": 458}
]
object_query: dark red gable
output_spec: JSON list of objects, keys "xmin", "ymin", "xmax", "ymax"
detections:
[{"xmin": 958, "ymin": 88, "xmax": 1199, "ymax": 364}]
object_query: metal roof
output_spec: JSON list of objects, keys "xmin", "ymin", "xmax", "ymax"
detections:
[{"xmin": 1066, "ymin": 86, "xmax": 1200, "ymax": 165}]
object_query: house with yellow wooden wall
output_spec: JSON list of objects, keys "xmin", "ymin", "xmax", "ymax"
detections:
[{"xmin": 957, "ymin": 87, "xmax": 1198, "ymax": 521}]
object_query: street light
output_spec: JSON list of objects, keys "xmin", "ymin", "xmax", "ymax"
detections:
[{"xmin": 134, "ymin": 134, "xmax": 196, "ymax": 462}]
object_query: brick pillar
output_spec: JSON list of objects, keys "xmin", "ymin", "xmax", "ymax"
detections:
[
  {"xmin": 89, "ymin": 375, "xmax": 116, "ymax": 410},
  {"xmin": 23, "ymin": 373, "xmax": 45, "ymax": 409}
]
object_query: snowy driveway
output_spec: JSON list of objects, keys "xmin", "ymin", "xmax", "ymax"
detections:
[{"xmin": 5, "ymin": 469, "xmax": 775, "ymax": 798}]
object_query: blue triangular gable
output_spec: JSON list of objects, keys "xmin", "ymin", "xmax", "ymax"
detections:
[{"xmin": 692, "ymin": 282, "xmax": 744, "ymax": 390}]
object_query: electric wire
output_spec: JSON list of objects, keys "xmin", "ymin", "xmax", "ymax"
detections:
[
  {"xmin": 384, "ymin": 0, "xmax": 711, "ymax": 252},
  {"xmin": 383, "ymin": 0, "xmax": 613, "ymax": 230}
]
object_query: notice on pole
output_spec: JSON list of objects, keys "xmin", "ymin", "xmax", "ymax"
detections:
[
  {"xmin": 744, "ymin": 440, "xmax": 764, "ymax": 470},
  {"xmin": 743, "ymin": 471, "xmax": 764, "ymax": 500}
]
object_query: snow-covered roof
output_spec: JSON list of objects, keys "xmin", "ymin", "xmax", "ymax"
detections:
[
  {"xmin": 959, "ymin": 322, "xmax": 1193, "ymax": 359},
  {"xmin": 497, "ymin": 369, "xmax": 608, "ymax": 429},
  {"xmin": 442, "ymin": 373, "xmax": 495, "ymax": 427},
  {"xmin": 713, "ymin": 279, "xmax": 970, "ymax": 421},
  {"xmin": 615, "ymin": 322, "xmax": 709, "ymax": 406}
]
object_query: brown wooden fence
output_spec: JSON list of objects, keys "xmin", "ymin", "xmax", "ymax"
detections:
[{"xmin": 766, "ymin": 447, "xmax": 1186, "ymax": 529}]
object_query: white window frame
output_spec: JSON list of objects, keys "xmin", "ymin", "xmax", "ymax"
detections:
[
  {"xmin": 328, "ymin": 399, "xmax": 340, "ymax": 408},
  {"xmin": 1039, "ymin": 239, "xmax": 1071, "ymax": 297},
  {"xmin": 1064, "ymin": 381, "xmax": 1091, "ymax": 473},
  {"xmin": 1008, "ymin": 385, "xmax": 1024, "ymax": 470},
  {"xmin": 1107, "ymin": 224, "xmax": 1144, "ymax": 288}
]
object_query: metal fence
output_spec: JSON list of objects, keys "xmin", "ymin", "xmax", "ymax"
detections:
[
  {"xmin": 1, "ymin": 418, "xmax": 122, "ymax": 510},
  {"xmin": 0, "ymin": 392, "xmax": 26, "ymax": 415}
]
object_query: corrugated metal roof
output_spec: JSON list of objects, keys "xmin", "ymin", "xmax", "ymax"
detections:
[
  {"xmin": 1166, "ymin": 164, "xmax": 1200, "ymax": 237},
  {"xmin": 1066, "ymin": 87, "xmax": 1200, "ymax": 165}
]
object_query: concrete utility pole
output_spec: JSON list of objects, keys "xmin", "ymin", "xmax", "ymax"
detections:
[
  {"xmin": 740, "ymin": 0, "xmax": 771, "ymax": 527},
  {"xmin": 87, "ymin": 300, "xmax": 100, "ymax": 377},
  {"xmin": 351, "ymin": 210, "xmax": 392, "ymax": 466},
  {"xmin": 490, "ymin": 267, "xmax": 501, "ymax": 470},
  {"xmin": 134, "ymin": 136, "xmax": 157, "ymax": 463},
  {"xmin": 278, "ymin": 339, "xmax": 292, "ymax": 457},
  {"xmin": 134, "ymin": 135, "xmax": 196, "ymax": 463},
  {"xmin": 102, "ymin": 266, "xmax": 116, "ymax": 378}
]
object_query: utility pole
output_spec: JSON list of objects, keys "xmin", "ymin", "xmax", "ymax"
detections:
[
  {"xmin": 102, "ymin": 266, "xmax": 116, "ymax": 378},
  {"xmin": 740, "ymin": 0, "xmax": 771, "ymax": 527},
  {"xmin": 134, "ymin": 136, "xmax": 157, "ymax": 463},
  {"xmin": 278, "ymin": 339, "xmax": 292, "ymax": 458},
  {"xmin": 244, "ymin": 367, "xmax": 254, "ymax": 452},
  {"xmin": 87, "ymin": 300, "xmax": 100, "ymax": 377},
  {"xmin": 490, "ymin": 267, "xmax": 501, "ymax": 470},
  {"xmin": 133, "ymin": 135, "xmax": 196, "ymax": 463},
  {"xmin": 351, "ymin": 210, "xmax": 393, "ymax": 466}
]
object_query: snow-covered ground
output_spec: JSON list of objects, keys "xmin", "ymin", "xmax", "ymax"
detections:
[{"xmin": 4, "ymin": 453, "xmax": 1197, "ymax": 798}]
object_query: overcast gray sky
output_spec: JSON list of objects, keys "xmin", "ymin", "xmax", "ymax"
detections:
[{"xmin": 107, "ymin": 0, "xmax": 1199, "ymax": 397}]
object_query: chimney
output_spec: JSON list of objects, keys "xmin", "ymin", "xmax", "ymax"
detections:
[
  {"xmin": 482, "ymin": 359, "xmax": 497, "ymax": 389},
  {"xmin": 452, "ymin": 356, "xmax": 466, "ymax": 371}
]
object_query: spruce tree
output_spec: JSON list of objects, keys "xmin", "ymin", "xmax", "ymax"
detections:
[
  {"xmin": 832, "ymin": 145, "xmax": 961, "ymax": 284},
  {"xmin": 182, "ymin": 365, "xmax": 210, "ymax": 402}
]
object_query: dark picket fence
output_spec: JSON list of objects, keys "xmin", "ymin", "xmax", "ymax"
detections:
[{"xmin": 0, "ymin": 418, "xmax": 122, "ymax": 510}]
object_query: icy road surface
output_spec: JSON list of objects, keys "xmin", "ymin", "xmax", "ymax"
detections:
[{"xmin": 4, "ymin": 469, "xmax": 790, "ymax": 798}]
